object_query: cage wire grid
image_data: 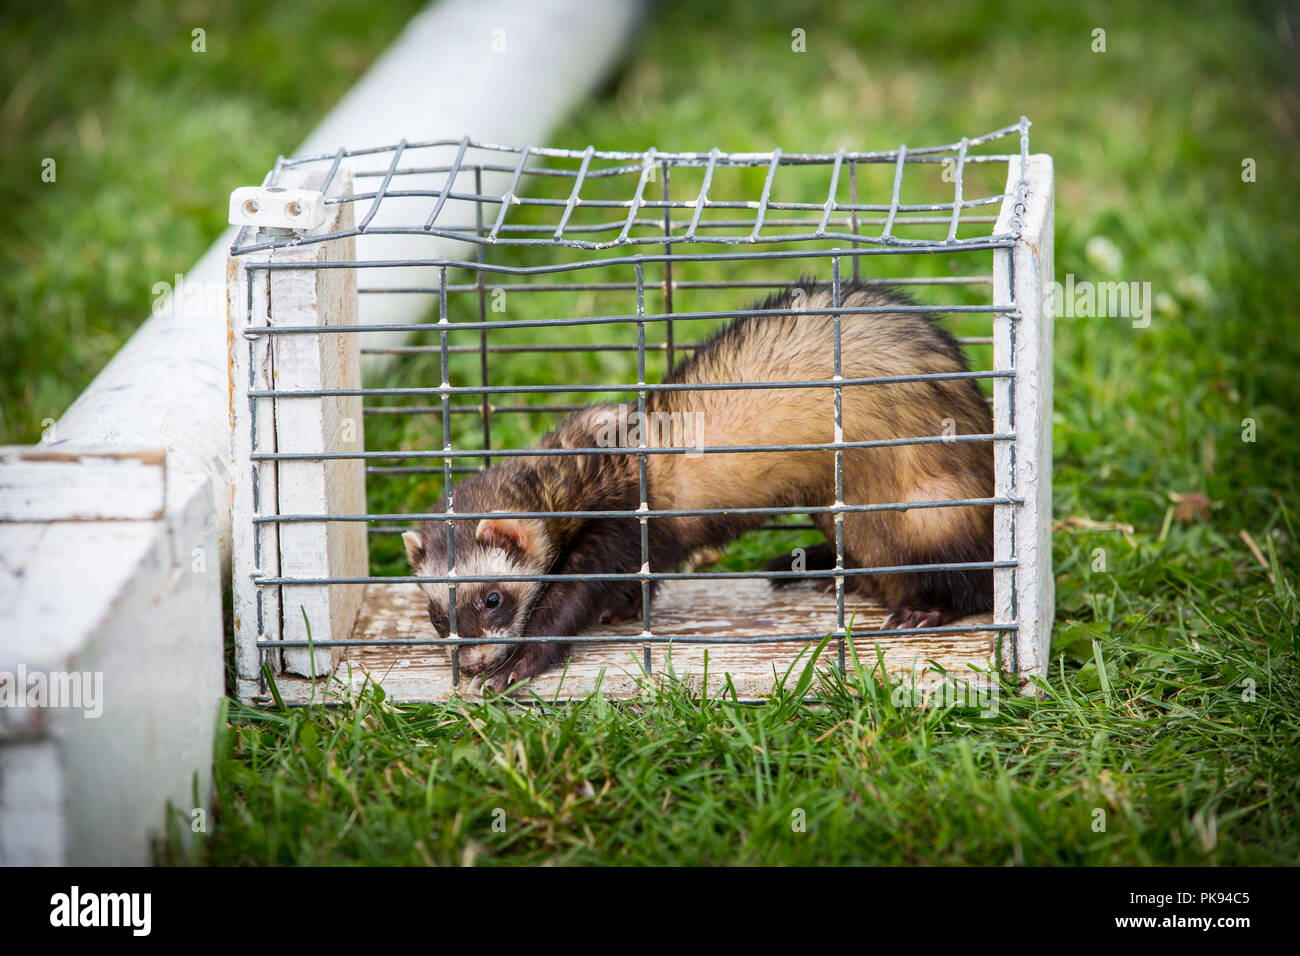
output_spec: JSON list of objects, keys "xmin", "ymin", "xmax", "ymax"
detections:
[{"xmin": 230, "ymin": 117, "xmax": 1037, "ymax": 702}]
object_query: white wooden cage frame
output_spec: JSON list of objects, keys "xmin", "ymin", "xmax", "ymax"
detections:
[{"xmin": 227, "ymin": 121, "xmax": 1054, "ymax": 706}]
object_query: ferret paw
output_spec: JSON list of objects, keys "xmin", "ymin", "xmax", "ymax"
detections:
[
  {"xmin": 483, "ymin": 670, "xmax": 520, "ymax": 695},
  {"xmin": 460, "ymin": 663, "xmax": 510, "ymax": 695},
  {"xmin": 481, "ymin": 644, "xmax": 568, "ymax": 694},
  {"xmin": 883, "ymin": 607, "xmax": 947, "ymax": 630}
]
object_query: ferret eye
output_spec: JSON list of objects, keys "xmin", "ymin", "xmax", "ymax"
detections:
[{"xmin": 484, "ymin": 590, "xmax": 501, "ymax": 610}]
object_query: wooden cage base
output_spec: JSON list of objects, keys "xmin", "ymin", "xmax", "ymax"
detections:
[{"xmin": 258, "ymin": 580, "xmax": 1003, "ymax": 704}]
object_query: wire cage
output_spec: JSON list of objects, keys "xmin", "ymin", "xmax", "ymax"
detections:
[{"xmin": 226, "ymin": 118, "xmax": 1054, "ymax": 705}]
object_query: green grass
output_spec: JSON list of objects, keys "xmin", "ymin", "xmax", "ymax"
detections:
[
  {"xmin": 7, "ymin": 0, "xmax": 1299, "ymax": 864},
  {"xmin": 187, "ymin": 599, "xmax": 1299, "ymax": 864}
]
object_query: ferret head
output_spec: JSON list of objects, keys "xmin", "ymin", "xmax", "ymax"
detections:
[{"xmin": 402, "ymin": 516, "xmax": 554, "ymax": 676}]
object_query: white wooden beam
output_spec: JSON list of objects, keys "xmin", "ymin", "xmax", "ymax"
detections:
[
  {"xmin": 0, "ymin": 446, "xmax": 165, "ymax": 522},
  {"xmin": 0, "ymin": 463, "xmax": 223, "ymax": 865},
  {"xmin": 993, "ymin": 153, "xmax": 1055, "ymax": 691},
  {"xmin": 228, "ymin": 166, "xmax": 365, "ymax": 686}
]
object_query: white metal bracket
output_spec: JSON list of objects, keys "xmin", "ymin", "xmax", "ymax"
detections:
[{"xmin": 228, "ymin": 186, "xmax": 328, "ymax": 231}]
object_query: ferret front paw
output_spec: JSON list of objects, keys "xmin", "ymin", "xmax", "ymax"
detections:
[
  {"xmin": 482, "ymin": 643, "xmax": 568, "ymax": 694},
  {"xmin": 597, "ymin": 606, "xmax": 639, "ymax": 625},
  {"xmin": 483, "ymin": 668, "xmax": 520, "ymax": 695},
  {"xmin": 883, "ymin": 607, "xmax": 950, "ymax": 630}
]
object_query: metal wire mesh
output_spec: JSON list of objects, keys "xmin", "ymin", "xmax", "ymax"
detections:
[{"xmin": 230, "ymin": 117, "xmax": 1033, "ymax": 688}]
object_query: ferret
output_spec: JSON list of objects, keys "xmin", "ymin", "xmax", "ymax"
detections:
[{"xmin": 403, "ymin": 281, "xmax": 994, "ymax": 692}]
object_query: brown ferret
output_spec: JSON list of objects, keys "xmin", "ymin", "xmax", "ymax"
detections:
[{"xmin": 403, "ymin": 281, "xmax": 994, "ymax": 691}]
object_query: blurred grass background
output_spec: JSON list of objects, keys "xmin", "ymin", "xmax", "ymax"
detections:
[
  {"xmin": 0, "ymin": 0, "xmax": 425, "ymax": 441},
  {"xmin": 4, "ymin": 0, "xmax": 1299, "ymax": 864}
]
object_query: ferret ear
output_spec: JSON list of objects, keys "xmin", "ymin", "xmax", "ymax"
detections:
[
  {"xmin": 402, "ymin": 531, "xmax": 425, "ymax": 569},
  {"xmin": 476, "ymin": 516, "xmax": 543, "ymax": 557}
]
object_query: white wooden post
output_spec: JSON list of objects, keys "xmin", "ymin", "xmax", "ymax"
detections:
[
  {"xmin": 993, "ymin": 154, "xmax": 1055, "ymax": 691},
  {"xmin": 0, "ymin": 445, "xmax": 223, "ymax": 865},
  {"xmin": 228, "ymin": 165, "xmax": 366, "ymax": 697}
]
